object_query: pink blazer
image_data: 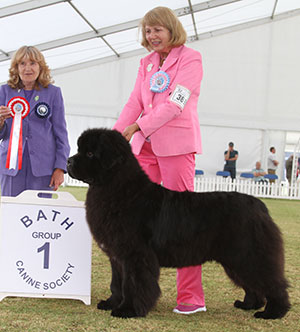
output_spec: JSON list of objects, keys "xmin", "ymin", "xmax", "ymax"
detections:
[{"xmin": 113, "ymin": 45, "xmax": 203, "ymax": 157}]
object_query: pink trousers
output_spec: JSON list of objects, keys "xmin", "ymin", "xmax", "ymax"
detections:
[{"xmin": 135, "ymin": 142, "xmax": 205, "ymax": 306}]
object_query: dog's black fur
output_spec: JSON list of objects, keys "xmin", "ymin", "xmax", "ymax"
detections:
[{"xmin": 67, "ymin": 128, "xmax": 290, "ymax": 319}]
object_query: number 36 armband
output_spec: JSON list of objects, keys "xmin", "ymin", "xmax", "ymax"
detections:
[{"xmin": 169, "ymin": 84, "xmax": 191, "ymax": 110}]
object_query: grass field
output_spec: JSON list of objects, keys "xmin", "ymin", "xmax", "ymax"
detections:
[{"xmin": 0, "ymin": 186, "xmax": 299, "ymax": 332}]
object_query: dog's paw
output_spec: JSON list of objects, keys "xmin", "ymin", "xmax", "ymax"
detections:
[
  {"xmin": 97, "ymin": 300, "xmax": 114, "ymax": 311},
  {"xmin": 254, "ymin": 310, "xmax": 273, "ymax": 319},
  {"xmin": 254, "ymin": 309, "xmax": 284, "ymax": 320},
  {"xmin": 111, "ymin": 307, "xmax": 140, "ymax": 318},
  {"xmin": 234, "ymin": 299, "xmax": 265, "ymax": 310},
  {"xmin": 234, "ymin": 300, "xmax": 251, "ymax": 310}
]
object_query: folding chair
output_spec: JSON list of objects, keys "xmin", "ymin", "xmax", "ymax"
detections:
[
  {"xmin": 264, "ymin": 174, "xmax": 278, "ymax": 181},
  {"xmin": 195, "ymin": 169, "xmax": 204, "ymax": 176},
  {"xmin": 240, "ymin": 172, "xmax": 254, "ymax": 179},
  {"xmin": 216, "ymin": 171, "xmax": 230, "ymax": 177}
]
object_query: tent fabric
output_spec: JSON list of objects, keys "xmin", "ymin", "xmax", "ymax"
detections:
[{"xmin": 1, "ymin": 0, "xmax": 300, "ymax": 180}]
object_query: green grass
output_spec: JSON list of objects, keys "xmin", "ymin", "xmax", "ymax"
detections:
[{"xmin": 0, "ymin": 188, "xmax": 299, "ymax": 332}]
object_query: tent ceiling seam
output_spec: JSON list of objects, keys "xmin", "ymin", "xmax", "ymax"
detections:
[
  {"xmin": 66, "ymin": 0, "xmax": 119, "ymax": 57},
  {"xmin": 0, "ymin": 0, "xmax": 65, "ymax": 18},
  {"xmin": 271, "ymin": 0, "xmax": 279, "ymax": 19},
  {"xmin": 188, "ymin": 0, "xmax": 199, "ymax": 40}
]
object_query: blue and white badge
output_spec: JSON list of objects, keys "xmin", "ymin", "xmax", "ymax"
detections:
[
  {"xmin": 35, "ymin": 102, "xmax": 50, "ymax": 118},
  {"xmin": 150, "ymin": 70, "xmax": 170, "ymax": 93}
]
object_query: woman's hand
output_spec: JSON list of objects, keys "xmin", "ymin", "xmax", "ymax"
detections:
[
  {"xmin": 49, "ymin": 168, "xmax": 65, "ymax": 191},
  {"xmin": 0, "ymin": 106, "xmax": 11, "ymax": 129},
  {"xmin": 122, "ymin": 123, "xmax": 140, "ymax": 142}
]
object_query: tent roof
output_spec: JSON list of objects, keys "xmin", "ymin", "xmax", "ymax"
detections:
[{"xmin": 0, "ymin": 0, "xmax": 300, "ymax": 82}]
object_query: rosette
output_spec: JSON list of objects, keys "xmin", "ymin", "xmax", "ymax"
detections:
[
  {"xmin": 6, "ymin": 97, "xmax": 30, "ymax": 170},
  {"xmin": 35, "ymin": 102, "xmax": 50, "ymax": 118},
  {"xmin": 150, "ymin": 70, "xmax": 170, "ymax": 93}
]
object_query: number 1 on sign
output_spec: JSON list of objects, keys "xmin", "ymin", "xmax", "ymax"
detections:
[{"xmin": 37, "ymin": 242, "xmax": 50, "ymax": 269}]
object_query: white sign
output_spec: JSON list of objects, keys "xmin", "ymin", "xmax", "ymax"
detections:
[
  {"xmin": 0, "ymin": 190, "xmax": 92, "ymax": 305},
  {"xmin": 169, "ymin": 84, "xmax": 191, "ymax": 110}
]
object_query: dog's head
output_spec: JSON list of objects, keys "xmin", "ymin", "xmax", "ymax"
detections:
[{"xmin": 67, "ymin": 128, "xmax": 131, "ymax": 185}]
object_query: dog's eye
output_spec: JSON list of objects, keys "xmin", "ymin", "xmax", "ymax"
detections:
[{"xmin": 86, "ymin": 152, "xmax": 94, "ymax": 158}]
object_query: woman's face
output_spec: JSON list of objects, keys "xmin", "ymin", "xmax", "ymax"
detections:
[
  {"xmin": 145, "ymin": 25, "xmax": 171, "ymax": 56},
  {"xmin": 18, "ymin": 57, "xmax": 40, "ymax": 88}
]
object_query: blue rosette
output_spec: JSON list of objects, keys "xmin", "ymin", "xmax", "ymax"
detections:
[
  {"xmin": 150, "ymin": 70, "xmax": 170, "ymax": 93},
  {"xmin": 35, "ymin": 102, "xmax": 51, "ymax": 118}
]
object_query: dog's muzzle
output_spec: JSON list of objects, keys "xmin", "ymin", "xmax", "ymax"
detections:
[{"xmin": 67, "ymin": 157, "xmax": 76, "ymax": 177}]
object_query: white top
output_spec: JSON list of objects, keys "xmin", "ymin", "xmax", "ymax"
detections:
[{"xmin": 267, "ymin": 153, "xmax": 278, "ymax": 170}]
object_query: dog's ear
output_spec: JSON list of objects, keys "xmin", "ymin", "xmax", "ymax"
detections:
[
  {"xmin": 95, "ymin": 132, "xmax": 125, "ymax": 170},
  {"xmin": 101, "ymin": 150, "xmax": 124, "ymax": 170}
]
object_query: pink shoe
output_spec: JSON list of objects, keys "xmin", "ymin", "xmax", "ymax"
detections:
[{"xmin": 173, "ymin": 304, "xmax": 207, "ymax": 315}]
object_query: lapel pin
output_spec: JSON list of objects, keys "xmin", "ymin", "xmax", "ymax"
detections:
[{"xmin": 147, "ymin": 64, "xmax": 153, "ymax": 72}]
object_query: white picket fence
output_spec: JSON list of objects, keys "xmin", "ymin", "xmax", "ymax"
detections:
[
  {"xmin": 63, "ymin": 174, "xmax": 300, "ymax": 200},
  {"xmin": 194, "ymin": 177, "xmax": 300, "ymax": 200}
]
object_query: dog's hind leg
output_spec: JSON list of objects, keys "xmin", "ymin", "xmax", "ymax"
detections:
[
  {"xmin": 111, "ymin": 249, "xmax": 161, "ymax": 318},
  {"xmin": 223, "ymin": 267, "xmax": 265, "ymax": 310},
  {"xmin": 223, "ymin": 265, "xmax": 290, "ymax": 319},
  {"xmin": 254, "ymin": 286, "xmax": 290, "ymax": 319},
  {"xmin": 97, "ymin": 258, "xmax": 123, "ymax": 311}
]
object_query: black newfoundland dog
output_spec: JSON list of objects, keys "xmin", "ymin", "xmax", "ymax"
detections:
[{"xmin": 67, "ymin": 128, "xmax": 290, "ymax": 319}]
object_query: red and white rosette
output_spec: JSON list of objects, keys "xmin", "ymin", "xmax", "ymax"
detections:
[{"xmin": 6, "ymin": 97, "xmax": 30, "ymax": 170}]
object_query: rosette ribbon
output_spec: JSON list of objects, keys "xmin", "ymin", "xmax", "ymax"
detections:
[
  {"xmin": 6, "ymin": 97, "xmax": 30, "ymax": 170},
  {"xmin": 150, "ymin": 70, "xmax": 170, "ymax": 93}
]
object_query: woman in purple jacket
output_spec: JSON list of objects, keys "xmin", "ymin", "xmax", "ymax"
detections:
[{"xmin": 0, "ymin": 46, "xmax": 70, "ymax": 197}]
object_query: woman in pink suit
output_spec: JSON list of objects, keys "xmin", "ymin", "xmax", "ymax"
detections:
[{"xmin": 113, "ymin": 6, "xmax": 206, "ymax": 315}]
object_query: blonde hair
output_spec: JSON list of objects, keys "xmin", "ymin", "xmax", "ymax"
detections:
[
  {"xmin": 7, "ymin": 46, "xmax": 53, "ymax": 90},
  {"xmin": 140, "ymin": 7, "xmax": 187, "ymax": 51}
]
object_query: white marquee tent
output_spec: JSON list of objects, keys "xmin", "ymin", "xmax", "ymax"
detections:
[{"xmin": 1, "ymin": 0, "xmax": 300, "ymax": 180}]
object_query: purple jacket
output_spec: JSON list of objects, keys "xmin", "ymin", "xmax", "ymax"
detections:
[{"xmin": 0, "ymin": 84, "xmax": 70, "ymax": 177}]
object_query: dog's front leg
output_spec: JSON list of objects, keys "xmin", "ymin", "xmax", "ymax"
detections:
[
  {"xmin": 97, "ymin": 257, "xmax": 123, "ymax": 311},
  {"xmin": 111, "ymin": 249, "xmax": 161, "ymax": 318}
]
